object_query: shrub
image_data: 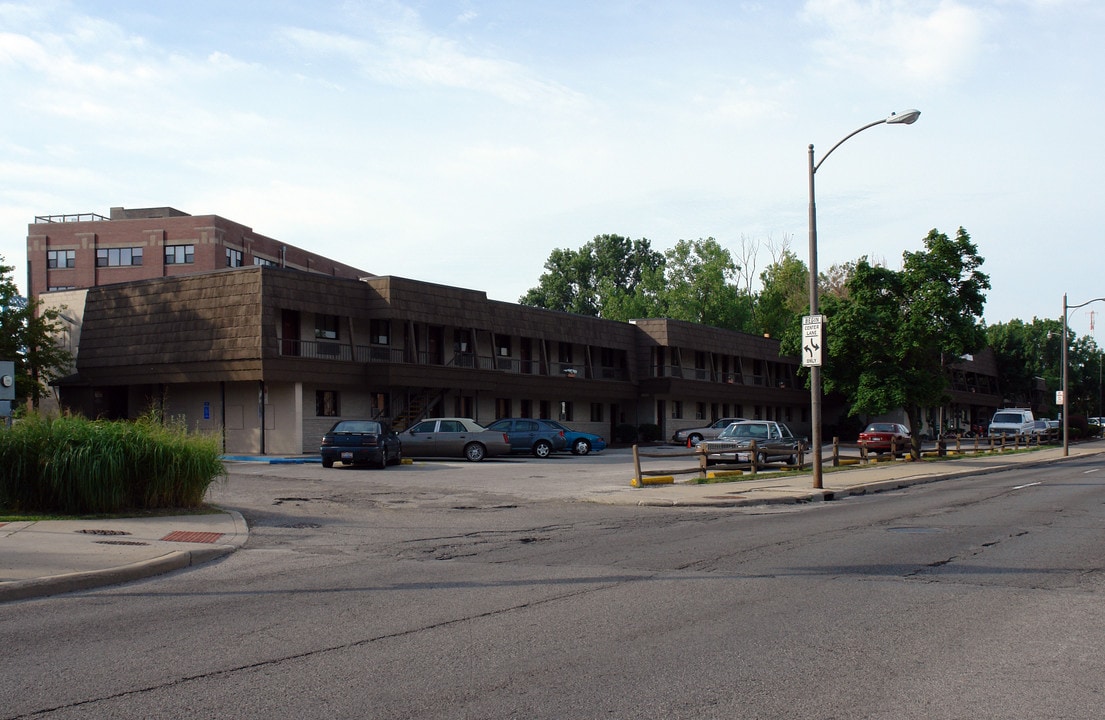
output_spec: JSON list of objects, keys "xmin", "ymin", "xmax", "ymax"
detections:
[
  {"xmin": 614, "ymin": 423, "xmax": 639, "ymax": 443},
  {"xmin": 637, "ymin": 423, "xmax": 662, "ymax": 442},
  {"xmin": 0, "ymin": 412, "xmax": 225, "ymax": 514}
]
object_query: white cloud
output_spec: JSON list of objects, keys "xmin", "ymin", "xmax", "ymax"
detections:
[{"xmin": 801, "ymin": 0, "xmax": 989, "ymax": 85}]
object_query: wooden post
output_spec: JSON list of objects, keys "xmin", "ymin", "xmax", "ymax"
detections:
[
  {"xmin": 748, "ymin": 439, "xmax": 758, "ymax": 475},
  {"xmin": 698, "ymin": 448, "xmax": 708, "ymax": 479},
  {"xmin": 832, "ymin": 437, "xmax": 840, "ymax": 467},
  {"xmin": 632, "ymin": 444, "xmax": 643, "ymax": 486}
]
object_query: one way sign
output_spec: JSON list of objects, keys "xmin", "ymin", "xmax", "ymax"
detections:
[{"xmin": 802, "ymin": 315, "xmax": 824, "ymax": 367}]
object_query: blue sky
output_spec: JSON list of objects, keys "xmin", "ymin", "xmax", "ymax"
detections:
[{"xmin": 2, "ymin": 0, "xmax": 1103, "ymax": 341}]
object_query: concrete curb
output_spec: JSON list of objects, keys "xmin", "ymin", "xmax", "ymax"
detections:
[{"xmin": 0, "ymin": 510, "xmax": 248, "ymax": 602}]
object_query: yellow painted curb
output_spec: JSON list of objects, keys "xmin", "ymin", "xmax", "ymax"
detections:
[
  {"xmin": 401, "ymin": 458, "xmax": 414, "ymax": 465},
  {"xmin": 630, "ymin": 475, "xmax": 675, "ymax": 487},
  {"xmin": 707, "ymin": 470, "xmax": 744, "ymax": 479}
]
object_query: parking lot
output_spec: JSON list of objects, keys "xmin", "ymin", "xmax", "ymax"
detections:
[{"xmin": 218, "ymin": 445, "xmax": 705, "ymax": 507}]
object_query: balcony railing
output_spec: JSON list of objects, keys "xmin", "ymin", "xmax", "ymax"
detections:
[{"xmin": 277, "ymin": 340, "xmax": 629, "ymax": 380}]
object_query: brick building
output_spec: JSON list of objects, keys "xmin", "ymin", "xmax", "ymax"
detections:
[{"xmin": 25, "ymin": 206, "xmax": 367, "ymax": 297}]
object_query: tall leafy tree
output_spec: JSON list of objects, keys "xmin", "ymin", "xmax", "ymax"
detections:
[
  {"xmin": 755, "ymin": 249, "xmax": 808, "ymax": 339},
  {"xmin": 812, "ymin": 228, "xmax": 990, "ymax": 457},
  {"xmin": 659, "ymin": 238, "xmax": 749, "ymax": 330},
  {"xmin": 519, "ymin": 234, "xmax": 664, "ymax": 319},
  {"xmin": 0, "ymin": 257, "xmax": 74, "ymax": 410}
]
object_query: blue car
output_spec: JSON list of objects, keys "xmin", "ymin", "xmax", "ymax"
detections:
[{"xmin": 545, "ymin": 420, "xmax": 607, "ymax": 455}]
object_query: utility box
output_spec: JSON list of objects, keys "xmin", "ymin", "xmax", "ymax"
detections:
[{"xmin": 0, "ymin": 360, "xmax": 15, "ymax": 401}]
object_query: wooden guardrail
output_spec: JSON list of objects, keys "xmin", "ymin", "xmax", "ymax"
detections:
[
  {"xmin": 630, "ymin": 429, "xmax": 1062, "ymax": 487},
  {"xmin": 630, "ymin": 440, "xmax": 805, "ymax": 487}
]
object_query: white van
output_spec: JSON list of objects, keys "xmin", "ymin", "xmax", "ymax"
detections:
[{"xmin": 988, "ymin": 408, "xmax": 1035, "ymax": 437}]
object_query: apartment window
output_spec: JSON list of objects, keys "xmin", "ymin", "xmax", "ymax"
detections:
[
  {"xmin": 47, "ymin": 250, "xmax": 75, "ymax": 269},
  {"xmin": 539, "ymin": 400, "xmax": 551, "ymax": 420},
  {"xmin": 253, "ymin": 256, "xmax": 277, "ymax": 267},
  {"xmin": 315, "ymin": 390, "xmax": 340, "ymax": 417},
  {"xmin": 226, "ymin": 248, "xmax": 243, "ymax": 267},
  {"xmin": 165, "ymin": 245, "xmax": 195, "ymax": 265},
  {"xmin": 370, "ymin": 319, "xmax": 390, "ymax": 345},
  {"xmin": 559, "ymin": 401, "xmax": 574, "ymax": 422},
  {"xmin": 96, "ymin": 247, "xmax": 143, "ymax": 267},
  {"xmin": 495, "ymin": 398, "xmax": 511, "ymax": 419},
  {"xmin": 315, "ymin": 315, "xmax": 339, "ymax": 340},
  {"xmin": 672, "ymin": 401, "xmax": 684, "ymax": 419},
  {"xmin": 695, "ymin": 402, "xmax": 706, "ymax": 420},
  {"xmin": 590, "ymin": 403, "xmax": 603, "ymax": 422},
  {"xmin": 520, "ymin": 399, "xmax": 532, "ymax": 418},
  {"xmin": 495, "ymin": 334, "xmax": 511, "ymax": 357},
  {"xmin": 558, "ymin": 342, "xmax": 573, "ymax": 364}
]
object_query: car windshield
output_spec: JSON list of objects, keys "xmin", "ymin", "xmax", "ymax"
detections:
[
  {"xmin": 993, "ymin": 413, "xmax": 1024, "ymax": 423},
  {"xmin": 865, "ymin": 424, "xmax": 897, "ymax": 433},
  {"xmin": 719, "ymin": 424, "xmax": 766, "ymax": 439}
]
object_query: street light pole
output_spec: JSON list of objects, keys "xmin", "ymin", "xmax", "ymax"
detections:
[
  {"xmin": 1061, "ymin": 294, "xmax": 1105, "ymax": 456},
  {"xmin": 808, "ymin": 109, "xmax": 920, "ymax": 489}
]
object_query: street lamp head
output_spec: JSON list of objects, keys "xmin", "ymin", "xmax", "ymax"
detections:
[{"xmin": 886, "ymin": 109, "xmax": 921, "ymax": 125}]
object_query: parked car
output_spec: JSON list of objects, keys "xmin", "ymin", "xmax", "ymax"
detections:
[
  {"xmin": 698, "ymin": 420, "xmax": 805, "ymax": 465},
  {"xmin": 858, "ymin": 422, "xmax": 911, "ymax": 455},
  {"xmin": 485, "ymin": 418, "xmax": 568, "ymax": 458},
  {"xmin": 320, "ymin": 420, "xmax": 402, "ymax": 469},
  {"xmin": 671, "ymin": 417, "xmax": 748, "ymax": 446},
  {"xmin": 401, "ymin": 418, "xmax": 511, "ymax": 461},
  {"xmin": 544, "ymin": 420, "xmax": 607, "ymax": 455}
]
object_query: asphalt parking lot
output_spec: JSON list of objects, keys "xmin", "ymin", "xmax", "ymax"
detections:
[{"xmin": 218, "ymin": 445, "xmax": 702, "ymax": 505}]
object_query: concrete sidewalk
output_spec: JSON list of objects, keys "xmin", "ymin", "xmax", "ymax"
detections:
[
  {"xmin": 2, "ymin": 442, "xmax": 1101, "ymax": 603},
  {"xmin": 0, "ymin": 509, "xmax": 247, "ymax": 602}
]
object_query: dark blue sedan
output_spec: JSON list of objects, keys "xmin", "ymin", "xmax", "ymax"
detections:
[{"xmin": 320, "ymin": 420, "xmax": 402, "ymax": 468}]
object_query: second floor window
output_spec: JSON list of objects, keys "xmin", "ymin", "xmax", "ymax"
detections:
[
  {"xmin": 226, "ymin": 248, "xmax": 243, "ymax": 267},
  {"xmin": 96, "ymin": 247, "xmax": 143, "ymax": 267},
  {"xmin": 47, "ymin": 250, "xmax": 75, "ymax": 268},
  {"xmin": 165, "ymin": 245, "xmax": 195, "ymax": 264},
  {"xmin": 315, "ymin": 315, "xmax": 339, "ymax": 340}
]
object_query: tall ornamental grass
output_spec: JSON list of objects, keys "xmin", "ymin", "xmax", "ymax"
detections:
[{"xmin": 0, "ymin": 413, "xmax": 225, "ymax": 514}]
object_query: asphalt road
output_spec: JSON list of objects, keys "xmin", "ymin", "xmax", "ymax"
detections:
[{"xmin": 2, "ymin": 453, "xmax": 1103, "ymax": 719}]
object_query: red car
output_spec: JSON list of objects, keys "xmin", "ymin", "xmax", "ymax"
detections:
[{"xmin": 858, "ymin": 423, "xmax": 911, "ymax": 455}]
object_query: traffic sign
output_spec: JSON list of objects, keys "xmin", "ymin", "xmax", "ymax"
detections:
[{"xmin": 802, "ymin": 315, "xmax": 824, "ymax": 367}]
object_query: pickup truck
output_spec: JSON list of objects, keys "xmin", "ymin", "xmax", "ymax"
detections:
[{"xmin": 697, "ymin": 420, "xmax": 807, "ymax": 466}]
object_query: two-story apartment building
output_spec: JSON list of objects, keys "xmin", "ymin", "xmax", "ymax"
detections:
[{"xmin": 44, "ymin": 267, "xmax": 812, "ymax": 454}]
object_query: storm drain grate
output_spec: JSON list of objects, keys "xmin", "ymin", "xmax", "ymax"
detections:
[
  {"xmin": 77, "ymin": 528, "xmax": 131, "ymax": 536},
  {"xmin": 95, "ymin": 540, "xmax": 150, "ymax": 546},
  {"xmin": 161, "ymin": 531, "xmax": 225, "ymax": 543}
]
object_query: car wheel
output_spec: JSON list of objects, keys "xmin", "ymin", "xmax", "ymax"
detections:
[
  {"xmin": 688, "ymin": 433, "xmax": 703, "ymax": 447},
  {"xmin": 464, "ymin": 442, "xmax": 487, "ymax": 462},
  {"xmin": 572, "ymin": 438, "xmax": 591, "ymax": 455},
  {"xmin": 787, "ymin": 454, "xmax": 797, "ymax": 466},
  {"xmin": 533, "ymin": 440, "xmax": 552, "ymax": 458},
  {"xmin": 322, "ymin": 457, "xmax": 334, "ymax": 468},
  {"xmin": 376, "ymin": 452, "xmax": 387, "ymax": 470},
  {"xmin": 756, "ymin": 451, "xmax": 769, "ymax": 466},
  {"xmin": 389, "ymin": 449, "xmax": 402, "ymax": 466}
]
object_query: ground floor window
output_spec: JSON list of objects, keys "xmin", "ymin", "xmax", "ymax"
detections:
[
  {"xmin": 496, "ymin": 397, "xmax": 511, "ymax": 419},
  {"xmin": 559, "ymin": 401, "xmax": 574, "ymax": 422},
  {"xmin": 316, "ymin": 390, "xmax": 340, "ymax": 417},
  {"xmin": 590, "ymin": 403, "xmax": 603, "ymax": 422}
]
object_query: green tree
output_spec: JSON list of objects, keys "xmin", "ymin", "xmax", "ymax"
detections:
[
  {"xmin": 985, "ymin": 318, "xmax": 1063, "ymax": 411},
  {"xmin": 0, "ymin": 257, "xmax": 73, "ymax": 410},
  {"xmin": 519, "ymin": 234, "xmax": 664, "ymax": 320},
  {"xmin": 658, "ymin": 238, "xmax": 749, "ymax": 330},
  {"xmin": 755, "ymin": 249, "xmax": 808, "ymax": 339},
  {"xmin": 803, "ymin": 228, "xmax": 990, "ymax": 457}
]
